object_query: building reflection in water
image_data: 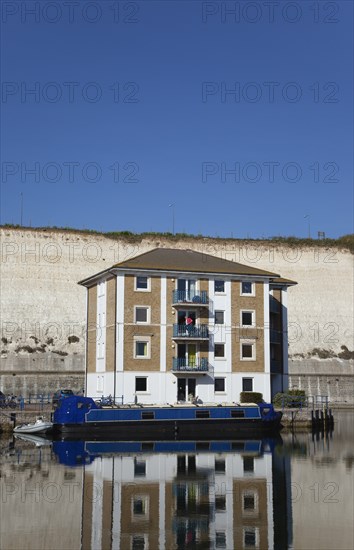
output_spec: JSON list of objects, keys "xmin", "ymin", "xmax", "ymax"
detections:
[{"xmin": 51, "ymin": 438, "xmax": 292, "ymax": 550}]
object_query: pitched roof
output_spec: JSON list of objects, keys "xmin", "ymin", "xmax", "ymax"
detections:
[
  {"xmin": 112, "ymin": 248, "xmax": 280, "ymax": 277},
  {"xmin": 270, "ymin": 276, "xmax": 297, "ymax": 286}
]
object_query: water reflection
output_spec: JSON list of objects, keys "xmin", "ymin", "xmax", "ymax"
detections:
[{"xmin": 1, "ymin": 416, "xmax": 353, "ymax": 550}]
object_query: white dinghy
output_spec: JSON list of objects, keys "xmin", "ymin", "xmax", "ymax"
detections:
[{"xmin": 13, "ymin": 416, "xmax": 53, "ymax": 434}]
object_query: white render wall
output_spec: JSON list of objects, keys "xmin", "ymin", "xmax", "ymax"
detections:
[{"xmin": 87, "ymin": 371, "xmax": 270, "ymax": 405}]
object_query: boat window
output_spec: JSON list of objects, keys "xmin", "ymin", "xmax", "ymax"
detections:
[
  {"xmin": 77, "ymin": 402, "xmax": 90, "ymax": 409},
  {"xmin": 141, "ymin": 411, "xmax": 154, "ymax": 420},
  {"xmin": 196, "ymin": 410, "xmax": 210, "ymax": 418},
  {"xmin": 196, "ymin": 442, "xmax": 210, "ymax": 450},
  {"xmin": 262, "ymin": 407, "xmax": 271, "ymax": 416},
  {"xmin": 231, "ymin": 409, "xmax": 245, "ymax": 418},
  {"xmin": 232, "ymin": 442, "xmax": 245, "ymax": 451}
]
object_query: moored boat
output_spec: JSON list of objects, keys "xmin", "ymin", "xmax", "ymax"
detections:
[
  {"xmin": 52, "ymin": 396, "xmax": 282, "ymax": 440},
  {"xmin": 13, "ymin": 417, "xmax": 53, "ymax": 434},
  {"xmin": 14, "ymin": 433, "xmax": 53, "ymax": 446}
]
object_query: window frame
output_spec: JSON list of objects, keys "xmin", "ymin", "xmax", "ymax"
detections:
[
  {"xmin": 131, "ymin": 495, "xmax": 150, "ymax": 519},
  {"xmin": 214, "ymin": 377, "xmax": 226, "ymax": 393},
  {"xmin": 243, "ymin": 526, "xmax": 259, "ymax": 548},
  {"xmin": 135, "ymin": 376, "xmax": 148, "ymax": 393},
  {"xmin": 134, "ymin": 306, "xmax": 150, "ymax": 324},
  {"xmin": 214, "ymin": 343, "xmax": 225, "ymax": 359},
  {"xmin": 240, "ymin": 342, "xmax": 256, "ymax": 361},
  {"xmin": 214, "ymin": 310, "xmax": 225, "ymax": 325},
  {"xmin": 242, "ymin": 377, "xmax": 254, "ymax": 392},
  {"xmin": 134, "ymin": 337, "xmax": 151, "ymax": 360},
  {"xmin": 135, "ymin": 275, "xmax": 151, "ymax": 292},
  {"xmin": 240, "ymin": 310, "xmax": 255, "ymax": 327},
  {"xmin": 242, "ymin": 489, "xmax": 259, "ymax": 515},
  {"xmin": 240, "ymin": 281, "xmax": 255, "ymax": 296},
  {"xmin": 214, "ymin": 280, "xmax": 225, "ymax": 294}
]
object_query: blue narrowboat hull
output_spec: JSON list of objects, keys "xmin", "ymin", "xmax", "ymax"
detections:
[
  {"xmin": 53, "ymin": 418, "xmax": 282, "ymax": 440},
  {"xmin": 52, "ymin": 397, "xmax": 283, "ymax": 440}
]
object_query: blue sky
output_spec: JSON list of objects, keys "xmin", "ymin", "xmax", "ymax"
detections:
[{"xmin": 1, "ymin": 0, "xmax": 353, "ymax": 239}]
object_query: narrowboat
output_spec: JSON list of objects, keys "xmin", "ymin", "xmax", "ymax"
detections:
[{"xmin": 52, "ymin": 396, "xmax": 282, "ymax": 440}]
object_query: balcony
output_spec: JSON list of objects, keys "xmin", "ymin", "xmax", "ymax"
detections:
[
  {"xmin": 270, "ymin": 329, "xmax": 282, "ymax": 344},
  {"xmin": 172, "ymin": 357, "xmax": 209, "ymax": 373},
  {"xmin": 172, "ymin": 290, "xmax": 209, "ymax": 307},
  {"xmin": 173, "ymin": 324, "xmax": 209, "ymax": 340}
]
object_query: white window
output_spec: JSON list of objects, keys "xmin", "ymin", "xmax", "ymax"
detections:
[
  {"xmin": 135, "ymin": 377, "xmax": 147, "ymax": 392},
  {"xmin": 242, "ymin": 490, "xmax": 259, "ymax": 515},
  {"xmin": 134, "ymin": 337, "xmax": 150, "ymax": 359},
  {"xmin": 135, "ymin": 276, "xmax": 150, "ymax": 291},
  {"xmin": 241, "ymin": 342, "xmax": 255, "ymax": 361},
  {"xmin": 96, "ymin": 375, "xmax": 104, "ymax": 393},
  {"xmin": 216, "ymin": 531, "xmax": 226, "ymax": 548},
  {"xmin": 243, "ymin": 526, "xmax": 259, "ymax": 548},
  {"xmin": 214, "ymin": 280, "xmax": 225, "ymax": 293},
  {"xmin": 241, "ymin": 310, "xmax": 255, "ymax": 327},
  {"xmin": 242, "ymin": 377, "xmax": 254, "ymax": 392},
  {"xmin": 214, "ymin": 343, "xmax": 225, "ymax": 358},
  {"xmin": 132, "ymin": 495, "xmax": 149, "ymax": 519},
  {"xmin": 215, "ymin": 310, "xmax": 224, "ymax": 324},
  {"xmin": 241, "ymin": 281, "xmax": 255, "ymax": 296},
  {"xmin": 131, "ymin": 535, "xmax": 148, "ymax": 549},
  {"xmin": 134, "ymin": 306, "xmax": 150, "ymax": 324},
  {"xmin": 215, "ymin": 378, "xmax": 225, "ymax": 392}
]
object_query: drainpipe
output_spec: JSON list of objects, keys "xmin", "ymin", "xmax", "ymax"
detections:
[{"xmin": 108, "ymin": 270, "xmax": 117, "ymax": 405}]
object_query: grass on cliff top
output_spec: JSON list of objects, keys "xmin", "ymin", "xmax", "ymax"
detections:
[{"xmin": 1, "ymin": 224, "xmax": 353, "ymax": 252}]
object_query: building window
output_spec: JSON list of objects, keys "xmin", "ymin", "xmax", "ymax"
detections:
[
  {"xmin": 214, "ymin": 344, "xmax": 225, "ymax": 358},
  {"xmin": 215, "ymin": 495, "xmax": 226, "ymax": 511},
  {"xmin": 135, "ymin": 276, "xmax": 150, "ymax": 291},
  {"xmin": 135, "ymin": 377, "xmax": 147, "ymax": 392},
  {"xmin": 135, "ymin": 306, "xmax": 150, "ymax": 324},
  {"xmin": 243, "ymin": 527, "xmax": 258, "ymax": 548},
  {"xmin": 214, "ymin": 280, "xmax": 225, "ymax": 293},
  {"xmin": 242, "ymin": 491, "xmax": 258, "ymax": 513},
  {"xmin": 242, "ymin": 378, "xmax": 253, "ymax": 392},
  {"xmin": 132, "ymin": 495, "xmax": 149, "ymax": 518},
  {"xmin": 215, "ymin": 378, "xmax": 225, "ymax": 392},
  {"xmin": 96, "ymin": 375, "xmax": 104, "ymax": 393},
  {"xmin": 243, "ymin": 456, "xmax": 254, "ymax": 473},
  {"xmin": 241, "ymin": 310, "xmax": 255, "ymax": 327},
  {"xmin": 215, "ymin": 459, "xmax": 226, "ymax": 473},
  {"xmin": 241, "ymin": 342, "xmax": 255, "ymax": 361},
  {"xmin": 134, "ymin": 458, "xmax": 146, "ymax": 477},
  {"xmin": 241, "ymin": 281, "xmax": 255, "ymax": 296},
  {"xmin": 215, "ymin": 311, "xmax": 224, "ymax": 324},
  {"xmin": 131, "ymin": 535, "xmax": 147, "ymax": 550},
  {"xmin": 216, "ymin": 532, "xmax": 226, "ymax": 548},
  {"xmin": 134, "ymin": 337, "xmax": 150, "ymax": 359}
]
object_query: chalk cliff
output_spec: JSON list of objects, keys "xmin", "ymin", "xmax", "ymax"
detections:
[{"xmin": 1, "ymin": 227, "xmax": 353, "ymax": 400}]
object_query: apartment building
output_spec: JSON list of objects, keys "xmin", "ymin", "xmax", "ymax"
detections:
[{"xmin": 79, "ymin": 248, "xmax": 296, "ymax": 404}]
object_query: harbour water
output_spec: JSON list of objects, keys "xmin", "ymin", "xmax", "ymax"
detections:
[{"xmin": 0, "ymin": 411, "xmax": 353, "ymax": 550}]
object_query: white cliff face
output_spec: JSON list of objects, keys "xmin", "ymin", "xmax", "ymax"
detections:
[{"xmin": 0, "ymin": 228, "xmax": 353, "ymax": 389}]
